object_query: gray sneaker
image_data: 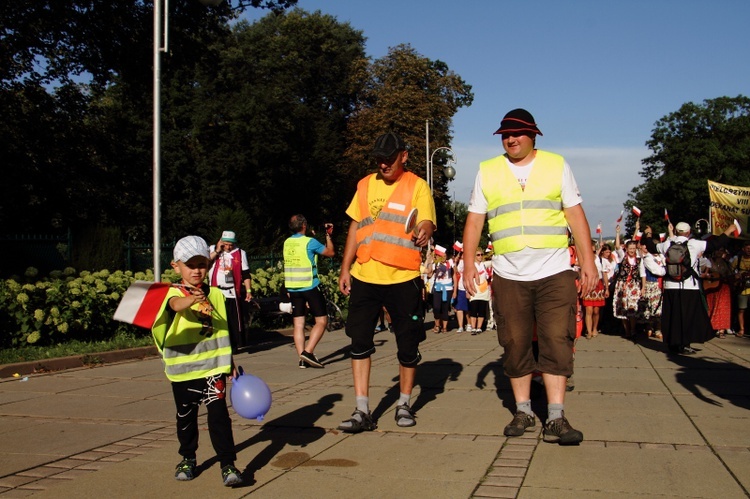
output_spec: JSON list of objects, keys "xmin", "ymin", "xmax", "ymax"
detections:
[
  {"xmin": 221, "ymin": 464, "xmax": 243, "ymax": 486},
  {"xmin": 543, "ymin": 412, "xmax": 583, "ymax": 445},
  {"xmin": 175, "ymin": 457, "xmax": 196, "ymax": 481},
  {"xmin": 503, "ymin": 411, "xmax": 536, "ymax": 436}
]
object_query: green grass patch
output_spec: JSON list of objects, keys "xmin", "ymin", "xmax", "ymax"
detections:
[{"xmin": 0, "ymin": 331, "xmax": 153, "ymax": 365}]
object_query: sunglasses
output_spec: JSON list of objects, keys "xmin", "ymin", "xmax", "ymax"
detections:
[
  {"xmin": 374, "ymin": 152, "xmax": 400, "ymax": 165},
  {"xmin": 475, "ymin": 253, "xmax": 482, "ymax": 257}
]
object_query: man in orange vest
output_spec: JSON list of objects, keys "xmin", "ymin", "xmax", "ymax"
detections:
[
  {"xmin": 463, "ymin": 109, "xmax": 597, "ymax": 445},
  {"xmin": 337, "ymin": 132, "xmax": 436, "ymax": 433}
]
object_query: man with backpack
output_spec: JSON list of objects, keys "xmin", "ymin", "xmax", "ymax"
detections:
[{"xmin": 644, "ymin": 221, "xmax": 737, "ymax": 355}]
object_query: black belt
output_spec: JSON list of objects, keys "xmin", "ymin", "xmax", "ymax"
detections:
[{"xmin": 218, "ymin": 286, "xmax": 234, "ymax": 290}]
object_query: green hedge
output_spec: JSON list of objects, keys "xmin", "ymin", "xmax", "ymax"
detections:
[{"xmin": 0, "ymin": 265, "xmax": 346, "ymax": 349}]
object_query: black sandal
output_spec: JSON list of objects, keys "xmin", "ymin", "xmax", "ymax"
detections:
[
  {"xmin": 394, "ymin": 404, "xmax": 416, "ymax": 427},
  {"xmin": 338, "ymin": 409, "xmax": 377, "ymax": 433}
]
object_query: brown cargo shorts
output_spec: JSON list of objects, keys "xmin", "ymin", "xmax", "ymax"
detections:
[{"xmin": 492, "ymin": 270, "xmax": 578, "ymax": 377}]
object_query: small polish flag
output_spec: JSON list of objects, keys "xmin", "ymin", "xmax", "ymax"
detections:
[
  {"xmin": 664, "ymin": 208, "xmax": 670, "ymax": 222},
  {"xmin": 596, "ymin": 223, "xmax": 602, "ymax": 234},
  {"xmin": 434, "ymin": 244, "xmax": 446, "ymax": 257},
  {"xmin": 616, "ymin": 209, "xmax": 624, "ymax": 223},
  {"xmin": 634, "ymin": 230, "xmax": 642, "ymax": 241},
  {"xmin": 632, "ymin": 206, "xmax": 642, "ymax": 218},
  {"xmin": 114, "ymin": 281, "xmax": 173, "ymax": 329},
  {"xmin": 733, "ymin": 219, "xmax": 742, "ymax": 237},
  {"xmin": 659, "ymin": 233, "xmax": 666, "ymax": 242},
  {"xmin": 453, "ymin": 241, "xmax": 463, "ymax": 252}
]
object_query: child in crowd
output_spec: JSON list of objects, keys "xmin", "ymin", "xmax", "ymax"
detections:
[{"xmin": 151, "ymin": 235, "xmax": 243, "ymax": 487}]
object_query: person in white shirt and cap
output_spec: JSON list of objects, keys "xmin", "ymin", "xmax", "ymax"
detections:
[
  {"xmin": 643, "ymin": 221, "xmax": 736, "ymax": 355},
  {"xmin": 208, "ymin": 230, "xmax": 253, "ymax": 352}
]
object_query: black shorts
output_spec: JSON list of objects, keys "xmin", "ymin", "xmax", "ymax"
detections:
[
  {"xmin": 288, "ymin": 286, "xmax": 327, "ymax": 318},
  {"xmin": 345, "ymin": 277, "xmax": 425, "ymax": 365}
]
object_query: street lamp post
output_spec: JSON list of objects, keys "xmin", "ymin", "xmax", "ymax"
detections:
[
  {"xmin": 153, "ymin": 0, "xmax": 221, "ymax": 281},
  {"xmin": 153, "ymin": 0, "xmax": 165, "ymax": 281},
  {"xmin": 424, "ymin": 120, "xmax": 457, "ymax": 193},
  {"xmin": 424, "ymin": 120, "xmax": 457, "ymax": 251}
]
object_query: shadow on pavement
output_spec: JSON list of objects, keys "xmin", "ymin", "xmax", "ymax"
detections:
[
  {"xmin": 237, "ymin": 328, "xmax": 294, "ymax": 355},
  {"xmin": 638, "ymin": 336, "xmax": 750, "ymax": 411},
  {"xmin": 475, "ymin": 355, "xmax": 548, "ymax": 418},
  {"xmin": 226, "ymin": 393, "xmax": 344, "ymax": 486},
  {"xmin": 371, "ymin": 358, "xmax": 464, "ymax": 423}
]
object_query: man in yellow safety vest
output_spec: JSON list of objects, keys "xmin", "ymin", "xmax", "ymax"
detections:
[{"xmin": 462, "ymin": 109, "xmax": 597, "ymax": 445}]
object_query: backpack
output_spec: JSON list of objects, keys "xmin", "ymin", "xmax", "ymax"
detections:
[{"xmin": 665, "ymin": 241, "xmax": 693, "ymax": 282}]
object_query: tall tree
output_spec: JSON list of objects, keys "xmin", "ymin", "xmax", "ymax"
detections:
[
  {"xmin": 626, "ymin": 95, "xmax": 750, "ymax": 234},
  {"xmin": 164, "ymin": 9, "xmax": 368, "ymax": 250},
  {"xmin": 342, "ymin": 44, "xmax": 474, "ymax": 236},
  {"xmin": 0, "ymin": 0, "xmax": 297, "ymax": 236}
]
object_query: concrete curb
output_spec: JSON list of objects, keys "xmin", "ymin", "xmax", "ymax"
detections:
[
  {"xmin": 0, "ymin": 327, "xmax": 296, "ymax": 380},
  {"xmin": 0, "ymin": 346, "xmax": 160, "ymax": 379}
]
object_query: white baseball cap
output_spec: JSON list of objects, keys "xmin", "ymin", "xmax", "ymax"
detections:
[
  {"xmin": 220, "ymin": 230, "xmax": 237, "ymax": 242},
  {"xmin": 173, "ymin": 235, "xmax": 210, "ymax": 262}
]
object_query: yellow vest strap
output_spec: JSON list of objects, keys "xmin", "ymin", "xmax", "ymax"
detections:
[
  {"xmin": 490, "ymin": 225, "xmax": 568, "ymax": 242},
  {"xmin": 163, "ymin": 335, "xmax": 232, "ymax": 359},
  {"xmin": 165, "ymin": 353, "xmax": 233, "ymax": 377}
]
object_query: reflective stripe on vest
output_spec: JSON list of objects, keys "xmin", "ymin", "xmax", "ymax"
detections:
[
  {"xmin": 355, "ymin": 172, "xmax": 421, "ymax": 270},
  {"xmin": 481, "ymin": 151, "xmax": 568, "ymax": 255},
  {"xmin": 283, "ymin": 236, "xmax": 316, "ymax": 288},
  {"xmin": 152, "ymin": 287, "xmax": 233, "ymax": 382}
]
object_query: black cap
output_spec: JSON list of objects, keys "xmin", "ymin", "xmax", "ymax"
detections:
[
  {"xmin": 493, "ymin": 108, "xmax": 543, "ymax": 136},
  {"xmin": 372, "ymin": 132, "xmax": 406, "ymax": 158}
]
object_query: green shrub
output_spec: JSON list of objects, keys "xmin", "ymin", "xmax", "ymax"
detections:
[
  {"xmin": 0, "ymin": 267, "xmax": 153, "ymax": 349},
  {"xmin": 0, "ymin": 264, "xmax": 346, "ymax": 350}
]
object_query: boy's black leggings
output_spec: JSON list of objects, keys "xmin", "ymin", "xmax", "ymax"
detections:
[{"xmin": 171, "ymin": 374, "xmax": 237, "ymax": 467}]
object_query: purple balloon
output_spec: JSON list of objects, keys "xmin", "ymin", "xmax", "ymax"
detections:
[{"xmin": 231, "ymin": 371, "xmax": 272, "ymax": 420}]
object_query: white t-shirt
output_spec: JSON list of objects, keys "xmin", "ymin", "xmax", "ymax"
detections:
[
  {"xmin": 456, "ymin": 260, "xmax": 465, "ymax": 291},
  {"xmin": 468, "ymin": 154, "xmax": 583, "ymax": 281},
  {"xmin": 600, "ymin": 256, "xmax": 615, "ymax": 281}
]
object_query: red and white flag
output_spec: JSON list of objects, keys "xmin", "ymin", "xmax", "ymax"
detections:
[
  {"xmin": 659, "ymin": 233, "xmax": 666, "ymax": 242},
  {"xmin": 596, "ymin": 223, "xmax": 602, "ymax": 234},
  {"xmin": 114, "ymin": 281, "xmax": 173, "ymax": 329},
  {"xmin": 634, "ymin": 230, "xmax": 642, "ymax": 241},
  {"xmin": 616, "ymin": 209, "xmax": 624, "ymax": 223},
  {"xmin": 664, "ymin": 208, "xmax": 670, "ymax": 222},
  {"xmin": 632, "ymin": 206, "xmax": 642, "ymax": 218},
  {"xmin": 733, "ymin": 219, "xmax": 742, "ymax": 237}
]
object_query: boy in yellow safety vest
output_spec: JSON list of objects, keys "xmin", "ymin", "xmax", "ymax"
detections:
[{"xmin": 151, "ymin": 235, "xmax": 242, "ymax": 487}]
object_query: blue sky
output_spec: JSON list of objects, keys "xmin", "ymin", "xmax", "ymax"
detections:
[{"xmin": 243, "ymin": 0, "xmax": 750, "ymax": 236}]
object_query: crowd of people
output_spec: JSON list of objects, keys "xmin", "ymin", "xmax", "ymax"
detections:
[
  {"xmin": 420, "ymin": 243, "xmax": 494, "ymax": 335},
  {"xmin": 579, "ymin": 221, "xmax": 749, "ymax": 351}
]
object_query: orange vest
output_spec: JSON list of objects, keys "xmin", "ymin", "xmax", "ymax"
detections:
[{"xmin": 355, "ymin": 171, "xmax": 421, "ymax": 270}]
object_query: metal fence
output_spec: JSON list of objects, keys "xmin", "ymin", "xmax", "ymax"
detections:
[
  {"xmin": 0, "ymin": 231, "xmax": 72, "ymax": 277},
  {"xmin": 2, "ymin": 233, "xmax": 337, "ymax": 277}
]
